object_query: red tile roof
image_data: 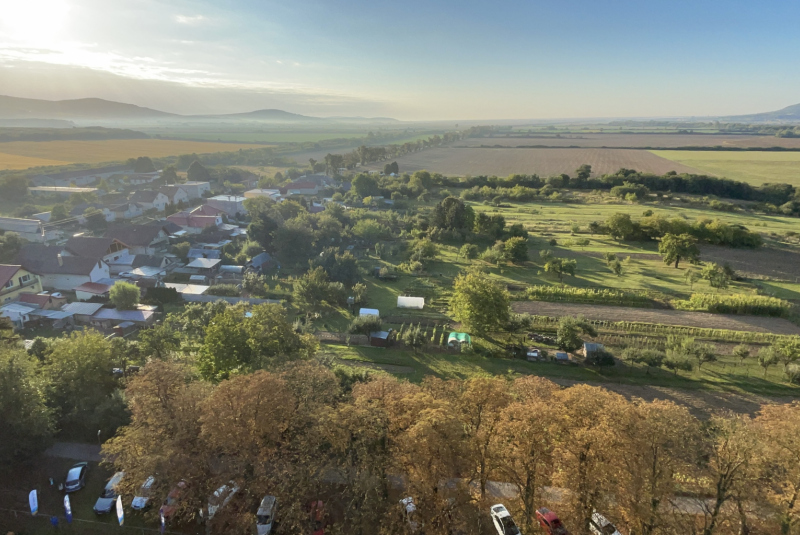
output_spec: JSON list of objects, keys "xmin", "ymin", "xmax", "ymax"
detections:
[
  {"xmin": 0, "ymin": 264, "xmax": 22, "ymax": 288},
  {"xmin": 73, "ymin": 282, "xmax": 112, "ymax": 295}
]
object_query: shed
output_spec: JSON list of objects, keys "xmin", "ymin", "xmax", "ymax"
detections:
[
  {"xmin": 582, "ymin": 342, "xmax": 605, "ymax": 357},
  {"xmin": 186, "ymin": 258, "xmax": 222, "ymax": 275},
  {"xmin": 397, "ymin": 296, "xmax": 424, "ymax": 309},
  {"xmin": 74, "ymin": 281, "xmax": 113, "ymax": 301},
  {"xmin": 218, "ymin": 265, "xmax": 244, "ymax": 274},
  {"xmin": 555, "ymin": 351, "xmax": 570, "ymax": 362},
  {"xmin": 359, "ymin": 308, "xmax": 380, "ymax": 318},
  {"xmin": 62, "ymin": 302, "xmax": 105, "ymax": 324},
  {"xmin": 369, "ymin": 330, "xmax": 394, "ymax": 348},
  {"xmin": 113, "ymin": 321, "xmax": 138, "ymax": 337},
  {"xmin": 447, "ymin": 332, "xmax": 471, "ymax": 349},
  {"xmin": 190, "ymin": 275, "xmax": 208, "ymax": 284},
  {"xmin": 91, "ymin": 308, "xmax": 155, "ymax": 327}
]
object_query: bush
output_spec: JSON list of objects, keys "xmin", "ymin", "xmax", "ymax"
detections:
[
  {"xmin": 348, "ymin": 315, "xmax": 382, "ymax": 335},
  {"xmin": 206, "ymin": 284, "xmax": 240, "ymax": 297},
  {"xmin": 674, "ymin": 293, "xmax": 793, "ymax": 317},
  {"xmin": 586, "ymin": 348, "xmax": 615, "ymax": 366},
  {"xmin": 524, "ymin": 286, "xmax": 654, "ymax": 307}
]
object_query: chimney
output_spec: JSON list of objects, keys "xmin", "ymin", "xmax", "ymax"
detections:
[{"xmin": 57, "ymin": 254, "xmax": 63, "ymax": 267}]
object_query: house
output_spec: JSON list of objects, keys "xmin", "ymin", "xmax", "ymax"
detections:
[
  {"xmin": 68, "ymin": 203, "xmax": 116, "ymax": 223},
  {"xmin": 582, "ymin": 342, "xmax": 605, "ymax": 359},
  {"xmin": 280, "ymin": 180, "xmax": 319, "ymax": 196},
  {"xmin": 244, "ymin": 189, "xmax": 282, "ymax": 201},
  {"xmin": 129, "ymin": 191, "xmax": 169, "ymax": 212},
  {"xmin": 0, "ymin": 265, "xmax": 42, "ymax": 303},
  {"xmin": 74, "ymin": 281, "xmax": 113, "ymax": 301},
  {"xmin": 159, "ymin": 186, "xmax": 190, "ymax": 206},
  {"xmin": 105, "ymin": 225, "xmax": 169, "ymax": 255},
  {"xmin": 0, "ymin": 303, "xmax": 36, "ymax": 328},
  {"xmin": 16, "ymin": 245, "xmax": 110, "ymax": 291},
  {"xmin": 187, "ymin": 249, "xmax": 222, "ymax": 260},
  {"xmin": 125, "ymin": 171, "xmax": 161, "ymax": 185},
  {"xmin": 64, "ymin": 237, "xmax": 129, "ymax": 264},
  {"xmin": 108, "ymin": 202, "xmax": 144, "ymax": 220},
  {"xmin": 190, "ymin": 204, "xmax": 225, "ymax": 217},
  {"xmin": 18, "ymin": 291, "xmax": 67, "ymax": 310},
  {"xmin": 186, "ymin": 258, "xmax": 222, "ymax": 276},
  {"xmin": 165, "ymin": 282, "xmax": 209, "ymax": 297},
  {"xmin": 32, "ymin": 164, "xmax": 132, "ymax": 187},
  {"xmin": 29, "ymin": 186, "xmax": 100, "ymax": 197},
  {"xmin": 108, "ymin": 254, "xmax": 172, "ymax": 275},
  {"xmin": 247, "ymin": 252, "xmax": 273, "ymax": 272},
  {"xmin": 166, "ymin": 211, "xmax": 221, "ymax": 234},
  {"xmin": 206, "ymin": 195, "xmax": 246, "ymax": 217},
  {"xmin": 0, "ymin": 217, "xmax": 57, "ymax": 243},
  {"xmin": 90, "ymin": 308, "xmax": 156, "ymax": 328},
  {"xmin": 369, "ymin": 330, "xmax": 394, "ymax": 348},
  {"xmin": 177, "ymin": 181, "xmax": 211, "ymax": 199},
  {"xmin": 61, "ymin": 302, "xmax": 105, "ymax": 324}
]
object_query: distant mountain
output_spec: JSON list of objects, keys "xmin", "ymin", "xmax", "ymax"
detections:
[
  {"xmin": 725, "ymin": 103, "xmax": 800, "ymax": 123},
  {"xmin": 0, "ymin": 95, "xmax": 175, "ymax": 120},
  {"xmin": 0, "ymin": 95, "xmax": 399, "ymax": 124}
]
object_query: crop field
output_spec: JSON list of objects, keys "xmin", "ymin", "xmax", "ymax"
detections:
[
  {"xmin": 511, "ymin": 301, "xmax": 800, "ymax": 334},
  {"xmin": 651, "ymin": 150, "xmax": 800, "ymax": 185},
  {"xmin": 144, "ymin": 130, "xmax": 374, "ymax": 143},
  {"xmin": 0, "ymin": 152, "xmax": 72, "ymax": 170},
  {"xmin": 0, "ymin": 139, "xmax": 272, "ymax": 170},
  {"xmin": 455, "ymin": 133, "xmax": 800, "ymax": 149},
  {"xmin": 364, "ymin": 147, "xmax": 701, "ymax": 176}
]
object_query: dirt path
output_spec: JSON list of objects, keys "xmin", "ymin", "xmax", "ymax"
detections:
[
  {"xmin": 334, "ymin": 358, "xmax": 415, "ymax": 374},
  {"xmin": 512, "ymin": 301, "xmax": 800, "ymax": 335}
]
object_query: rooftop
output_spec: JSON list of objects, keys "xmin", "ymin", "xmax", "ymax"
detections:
[
  {"xmin": 187, "ymin": 258, "xmax": 222, "ymax": 269},
  {"xmin": 62, "ymin": 302, "xmax": 105, "ymax": 316},
  {"xmin": 105, "ymin": 225, "xmax": 165, "ymax": 247},
  {"xmin": 0, "ymin": 265, "xmax": 23, "ymax": 288}
]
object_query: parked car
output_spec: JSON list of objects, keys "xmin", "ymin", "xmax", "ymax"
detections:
[
  {"xmin": 160, "ymin": 480, "xmax": 188, "ymax": 520},
  {"xmin": 64, "ymin": 462, "xmax": 88, "ymax": 493},
  {"xmin": 590, "ymin": 511, "xmax": 623, "ymax": 535},
  {"xmin": 536, "ymin": 507, "xmax": 570, "ymax": 535},
  {"xmin": 310, "ymin": 500, "xmax": 325, "ymax": 535},
  {"xmin": 207, "ymin": 481, "xmax": 240, "ymax": 520},
  {"xmin": 400, "ymin": 496, "xmax": 422, "ymax": 533},
  {"xmin": 94, "ymin": 472, "xmax": 125, "ymax": 514},
  {"xmin": 131, "ymin": 476, "xmax": 155, "ymax": 510},
  {"xmin": 256, "ymin": 495, "xmax": 277, "ymax": 535},
  {"xmin": 490, "ymin": 504, "xmax": 521, "ymax": 535}
]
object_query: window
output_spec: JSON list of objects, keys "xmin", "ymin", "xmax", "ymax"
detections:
[
  {"xmin": 4, "ymin": 280, "xmax": 13, "ymax": 289},
  {"xmin": 19, "ymin": 274, "xmax": 31, "ymax": 285}
]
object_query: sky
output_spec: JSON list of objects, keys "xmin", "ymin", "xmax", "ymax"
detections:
[{"xmin": 1, "ymin": 0, "xmax": 800, "ymax": 120}]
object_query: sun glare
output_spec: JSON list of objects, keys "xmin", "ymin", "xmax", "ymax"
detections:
[{"xmin": 0, "ymin": 0, "xmax": 70, "ymax": 45}]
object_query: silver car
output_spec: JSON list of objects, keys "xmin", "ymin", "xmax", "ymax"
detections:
[
  {"xmin": 131, "ymin": 476, "xmax": 155, "ymax": 510},
  {"xmin": 256, "ymin": 495, "xmax": 277, "ymax": 535},
  {"xmin": 64, "ymin": 462, "xmax": 88, "ymax": 493},
  {"xmin": 94, "ymin": 471, "xmax": 125, "ymax": 514}
]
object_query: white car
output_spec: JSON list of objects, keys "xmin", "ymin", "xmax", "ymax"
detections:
[
  {"xmin": 400, "ymin": 496, "xmax": 421, "ymax": 532},
  {"xmin": 590, "ymin": 511, "xmax": 623, "ymax": 535},
  {"xmin": 490, "ymin": 504, "xmax": 521, "ymax": 535},
  {"xmin": 131, "ymin": 476, "xmax": 155, "ymax": 510},
  {"xmin": 207, "ymin": 481, "xmax": 240, "ymax": 520},
  {"xmin": 256, "ymin": 495, "xmax": 277, "ymax": 535}
]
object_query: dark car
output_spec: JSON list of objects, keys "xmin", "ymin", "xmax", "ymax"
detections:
[{"xmin": 64, "ymin": 462, "xmax": 88, "ymax": 493}]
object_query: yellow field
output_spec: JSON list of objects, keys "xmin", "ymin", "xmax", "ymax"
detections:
[
  {"xmin": 651, "ymin": 150, "xmax": 800, "ymax": 186},
  {"xmin": 0, "ymin": 139, "xmax": 272, "ymax": 170},
  {"xmin": 0, "ymin": 152, "xmax": 72, "ymax": 170}
]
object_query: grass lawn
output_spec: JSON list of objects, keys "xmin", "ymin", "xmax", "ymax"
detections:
[
  {"xmin": 650, "ymin": 150, "xmax": 800, "ymax": 186},
  {"xmin": 323, "ymin": 343, "xmax": 800, "ymax": 397}
]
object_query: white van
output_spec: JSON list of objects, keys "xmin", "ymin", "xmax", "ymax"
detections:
[
  {"xmin": 207, "ymin": 481, "xmax": 240, "ymax": 520},
  {"xmin": 93, "ymin": 471, "xmax": 125, "ymax": 514},
  {"xmin": 256, "ymin": 495, "xmax": 277, "ymax": 535},
  {"xmin": 590, "ymin": 511, "xmax": 623, "ymax": 535}
]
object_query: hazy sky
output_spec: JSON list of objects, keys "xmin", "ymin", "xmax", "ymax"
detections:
[{"xmin": 1, "ymin": 0, "xmax": 799, "ymax": 120}]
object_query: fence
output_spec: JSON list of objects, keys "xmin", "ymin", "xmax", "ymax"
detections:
[{"xmin": 0, "ymin": 506, "xmax": 191, "ymax": 535}]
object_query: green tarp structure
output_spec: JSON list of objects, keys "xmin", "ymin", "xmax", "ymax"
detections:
[{"xmin": 447, "ymin": 332, "xmax": 471, "ymax": 347}]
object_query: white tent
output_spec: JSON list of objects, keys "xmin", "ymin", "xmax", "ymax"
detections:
[
  {"xmin": 359, "ymin": 308, "xmax": 380, "ymax": 318},
  {"xmin": 397, "ymin": 296, "xmax": 424, "ymax": 309}
]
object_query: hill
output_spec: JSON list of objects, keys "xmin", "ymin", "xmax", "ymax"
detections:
[
  {"xmin": 0, "ymin": 95, "xmax": 175, "ymax": 120},
  {"xmin": 726, "ymin": 103, "xmax": 800, "ymax": 123},
  {"xmin": 0, "ymin": 95, "xmax": 399, "ymax": 124}
]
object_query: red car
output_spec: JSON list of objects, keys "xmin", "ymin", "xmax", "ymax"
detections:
[
  {"xmin": 159, "ymin": 480, "xmax": 188, "ymax": 520},
  {"xmin": 310, "ymin": 500, "xmax": 325, "ymax": 535},
  {"xmin": 536, "ymin": 507, "xmax": 570, "ymax": 535}
]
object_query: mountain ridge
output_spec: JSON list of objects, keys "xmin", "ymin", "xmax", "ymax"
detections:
[{"xmin": 0, "ymin": 95, "xmax": 399, "ymax": 123}]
